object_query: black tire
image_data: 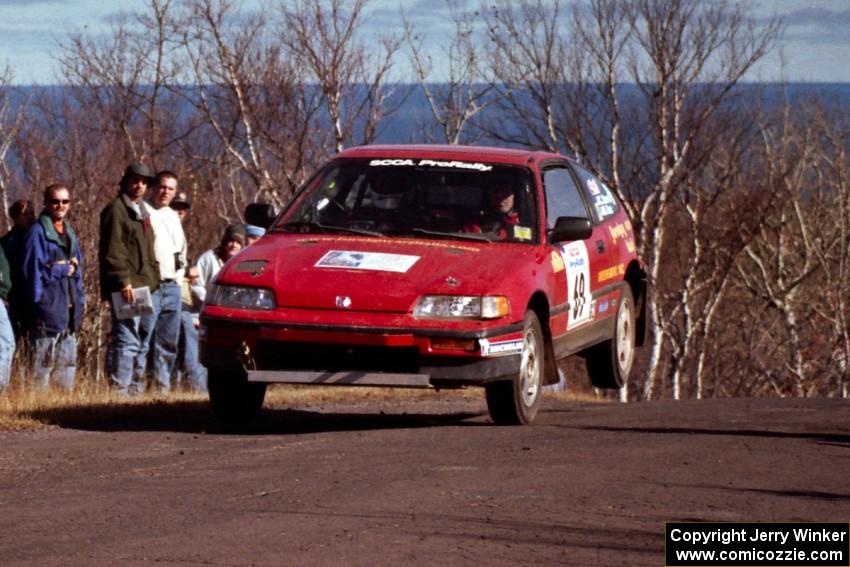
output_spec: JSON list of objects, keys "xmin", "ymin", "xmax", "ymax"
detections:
[
  {"xmin": 586, "ymin": 286, "xmax": 635, "ymax": 389},
  {"xmin": 208, "ymin": 369, "xmax": 267, "ymax": 426},
  {"xmin": 485, "ymin": 311, "xmax": 544, "ymax": 425}
]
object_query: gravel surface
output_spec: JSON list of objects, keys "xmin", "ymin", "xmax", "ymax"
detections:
[{"xmin": 1, "ymin": 396, "xmax": 848, "ymax": 566}]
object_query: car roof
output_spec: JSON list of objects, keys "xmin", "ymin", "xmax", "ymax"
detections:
[{"xmin": 337, "ymin": 144, "xmax": 566, "ymax": 167}]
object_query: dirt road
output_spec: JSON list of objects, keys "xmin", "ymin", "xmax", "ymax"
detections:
[{"xmin": 1, "ymin": 396, "xmax": 848, "ymax": 566}]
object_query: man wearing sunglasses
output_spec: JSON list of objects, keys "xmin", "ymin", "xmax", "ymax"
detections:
[{"xmin": 22, "ymin": 184, "xmax": 85, "ymax": 392}]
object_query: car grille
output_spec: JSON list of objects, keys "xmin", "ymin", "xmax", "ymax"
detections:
[{"xmin": 254, "ymin": 341, "xmax": 421, "ymax": 373}]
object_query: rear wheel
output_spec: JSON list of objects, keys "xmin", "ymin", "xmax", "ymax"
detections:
[
  {"xmin": 486, "ymin": 311, "xmax": 544, "ymax": 425},
  {"xmin": 586, "ymin": 286, "xmax": 635, "ymax": 389},
  {"xmin": 208, "ymin": 369, "xmax": 267, "ymax": 426}
]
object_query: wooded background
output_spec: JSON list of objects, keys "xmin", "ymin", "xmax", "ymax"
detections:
[{"xmin": 0, "ymin": 0, "xmax": 846, "ymax": 400}]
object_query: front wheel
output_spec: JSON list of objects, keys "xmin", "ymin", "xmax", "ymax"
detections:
[
  {"xmin": 208, "ymin": 369, "xmax": 267, "ymax": 427},
  {"xmin": 586, "ymin": 285, "xmax": 635, "ymax": 389},
  {"xmin": 485, "ymin": 311, "xmax": 545, "ymax": 425}
]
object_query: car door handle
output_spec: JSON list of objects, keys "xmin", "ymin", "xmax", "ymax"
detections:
[{"xmin": 596, "ymin": 240, "xmax": 605, "ymax": 253}]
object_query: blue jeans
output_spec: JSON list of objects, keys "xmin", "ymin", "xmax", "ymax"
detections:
[
  {"xmin": 0, "ymin": 302, "xmax": 14, "ymax": 392},
  {"xmin": 107, "ymin": 307, "xmax": 151, "ymax": 396},
  {"xmin": 34, "ymin": 332, "xmax": 76, "ymax": 392},
  {"xmin": 179, "ymin": 310, "xmax": 207, "ymax": 392},
  {"xmin": 138, "ymin": 282, "xmax": 182, "ymax": 393}
]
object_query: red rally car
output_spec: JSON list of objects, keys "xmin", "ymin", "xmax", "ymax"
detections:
[{"xmin": 200, "ymin": 145, "xmax": 646, "ymax": 425}]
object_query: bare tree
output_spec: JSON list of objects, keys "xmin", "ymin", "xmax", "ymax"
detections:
[
  {"xmin": 56, "ymin": 0, "xmax": 188, "ymax": 163},
  {"xmin": 622, "ymin": 0, "xmax": 781, "ymax": 399},
  {"xmin": 668, "ymin": 114, "xmax": 775, "ymax": 399},
  {"xmin": 0, "ymin": 66, "xmax": 25, "ymax": 231},
  {"xmin": 811, "ymin": 108, "xmax": 850, "ymax": 398},
  {"xmin": 176, "ymin": 0, "xmax": 324, "ymax": 210},
  {"xmin": 736, "ymin": 101, "xmax": 850, "ymax": 398},
  {"xmin": 735, "ymin": 105, "xmax": 824, "ymax": 396},
  {"xmin": 281, "ymin": 0, "xmax": 403, "ymax": 153},
  {"xmin": 478, "ymin": 0, "xmax": 569, "ymax": 152},
  {"xmin": 403, "ymin": 0, "xmax": 495, "ymax": 144}
]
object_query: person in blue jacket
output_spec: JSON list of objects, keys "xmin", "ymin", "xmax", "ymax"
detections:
[{"xmin": 23, "ymin": 184, "xmax": 85, "ymax": 392}]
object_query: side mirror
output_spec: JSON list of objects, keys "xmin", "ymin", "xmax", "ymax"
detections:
[
  {"xmin": 548, "ymin": 216, "xmax": 592, "ymax": 243},
  {"xmin": 245, "ymin": 203, "xmax": 277, "ymax": 229}
]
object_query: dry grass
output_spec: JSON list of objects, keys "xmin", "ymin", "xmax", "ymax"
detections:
[
  {"xmin": 1, "ymin": 377, "xmax": 605, "ymax": 432},
  {"xmin": 0, "ymin": 381, "xmax": 191, "ymax": 431}
]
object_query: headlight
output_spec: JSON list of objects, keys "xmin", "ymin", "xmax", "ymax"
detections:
[
  {"xmin": 413, "ymin": 295, "xmax": 510, "ymax": 319},
  {"xmin": 207, "ymin": 283, "xmax": 276, "ymax": 310}
]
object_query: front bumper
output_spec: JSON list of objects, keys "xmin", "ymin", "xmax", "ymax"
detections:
[{"xmin": 199, "ymin": 313, "xmax": 523, "ymax": 386}]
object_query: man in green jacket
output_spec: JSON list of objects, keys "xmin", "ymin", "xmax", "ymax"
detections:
[
  {"xmin": 99, "ymin": 163, "xmax": 159, "ymax": 396},
  {"xmin": 0, "ymin": 245, "xmax": 13, "ymax": 393}
]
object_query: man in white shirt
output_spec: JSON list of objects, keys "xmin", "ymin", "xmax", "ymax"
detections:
[{"xmin": 138, "ymin": 170, "xmax": 187, "ymax": 393}]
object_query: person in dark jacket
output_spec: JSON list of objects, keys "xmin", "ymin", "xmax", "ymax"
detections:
[
  {"xmin": 99, "ymin": 163, "xmax": 160, "ymax": 396},
  {"xmin": 23, "ymin": 184, "xmax": 85, "ymax": 391},
  {"xmin": 0, "ymin": 245, "xmax": 13, "ymax": 393},
  {"xmin": 1, "ymin": 199, "xmax": 36, "ymax": 340}
]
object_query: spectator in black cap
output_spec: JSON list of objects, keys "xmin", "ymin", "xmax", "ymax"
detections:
[
  {"xmin": 99, "ymin": 162, "xmax": 159, "ymax": 397},
  {"xmin": 195, "ymin": 224, "xmax": 245, "ymax": 300},
  {"xmin": 170, "ymin": 190, "xmax": 191, "ymax": 222}
]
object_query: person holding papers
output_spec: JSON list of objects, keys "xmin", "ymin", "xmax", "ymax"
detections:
[
  {"xmin": 23, "ymin": 184, "xmax": 85, "ymax": 392},
  {"xmin": 99, "ymin": 163, "xmax": 160, "ymax": 397}
]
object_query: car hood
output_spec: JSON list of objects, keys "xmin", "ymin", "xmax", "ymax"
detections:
[{"xmin": 219, "ymin": 234, "xmax": 536, "ymax": 313}]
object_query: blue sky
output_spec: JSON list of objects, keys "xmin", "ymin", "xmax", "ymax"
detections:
[{"xmin": 0, "ymin": 0, "xmax": 848, "ymax": 84}]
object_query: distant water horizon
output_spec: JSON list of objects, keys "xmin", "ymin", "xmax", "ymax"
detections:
[{"xmin": 7, "ymin": 82, "xmax": 848, "ymax": 145}]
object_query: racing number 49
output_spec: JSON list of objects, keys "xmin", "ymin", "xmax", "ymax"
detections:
[{"xmin": 572, "ymin": 272, "xmax": 586, "ymax": 320}]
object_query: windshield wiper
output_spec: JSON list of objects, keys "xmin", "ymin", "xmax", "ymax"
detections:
[
  {"xmin": 410, "ymin": 228, "xmax": 494, "ymax": 242},
  {"xmin": 278, "ymin": 220, "xmax": 384, "ymax": 237}
]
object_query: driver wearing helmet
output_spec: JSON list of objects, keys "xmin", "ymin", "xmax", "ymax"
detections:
[
  {"xmin": 368, "ymin": 171, "xmax": 406, "ymax": 210},
  {"xmin": 463, "ymin": 182, "xmax": 519, "ymax": 241}
]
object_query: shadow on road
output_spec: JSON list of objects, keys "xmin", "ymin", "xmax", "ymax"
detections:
[
  {"xmin": 259, "ymin": 507, "xmax": 660, "ymax": 556},
  {"xmin": 726, "ymin": 486, "xmax": 850, "ymax": 501},
  {"xmin": 573, "ymin": 425, "xmax": 850, "ymax": 447},
  {"xmin": 25, "ymin": 400, "xmax": 486, "ymax": 435},
  {"xmin": 662, "ymin": 483, "xmax": 850, "ymax": 515}
]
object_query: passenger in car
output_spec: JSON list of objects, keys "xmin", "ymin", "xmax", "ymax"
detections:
[{"xmin": 462, "ymin": 183, "xmax": 519, "ymax": 241}]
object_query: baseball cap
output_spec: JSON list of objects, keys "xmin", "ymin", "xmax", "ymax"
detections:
[
  {"xmin": 171, "ymin": 191, "xmax": 191, "ymax": 209},
  {"xmin": 244, "ymin": 224, "xmax": 266, "ymax": 238}
]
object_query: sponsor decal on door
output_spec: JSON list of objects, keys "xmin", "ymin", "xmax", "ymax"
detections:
[{"xmin": 559, "ymin": 241, "xmax": 593, "ymax": 329}]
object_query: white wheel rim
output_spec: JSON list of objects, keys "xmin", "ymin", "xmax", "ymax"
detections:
[
  {"xmin": 617, "ymin": 296, "xmax": 635, "ymax": 376},
  {"xmin": 520, "ymin": 327, "xmax": 540, "ymax": 407}
]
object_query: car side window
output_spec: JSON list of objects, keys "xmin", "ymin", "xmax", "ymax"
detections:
[
  {"xmin": 571, "ymin": 164, "xmax": 619, "ymax": 222},
  {"xmin": 542, "ymin": 166, "xmax": 589, "ymax": 228}
]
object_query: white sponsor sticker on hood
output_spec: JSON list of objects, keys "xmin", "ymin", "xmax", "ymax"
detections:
[{"xmin": 315, "ymin": 250, "xmax": 420, "ymax": 273}]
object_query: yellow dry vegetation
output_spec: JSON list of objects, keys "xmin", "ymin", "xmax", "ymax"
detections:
[
  {"xmin": 0, "ymin": 381, "xmax": 184, "ymax": 431},
  {"xmin": 0, "ymin": 379, "xmax": 602, "ymax": 432}
]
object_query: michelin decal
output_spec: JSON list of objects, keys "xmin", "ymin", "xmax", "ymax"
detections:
[{"xmin": 480, "ymin": 338, "xmax": 523, "ymax": 357}]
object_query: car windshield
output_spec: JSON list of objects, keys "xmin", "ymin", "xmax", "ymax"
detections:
[{"xmin": 278, "ymin": 158, "xmax": 538, "ymax": 243}]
